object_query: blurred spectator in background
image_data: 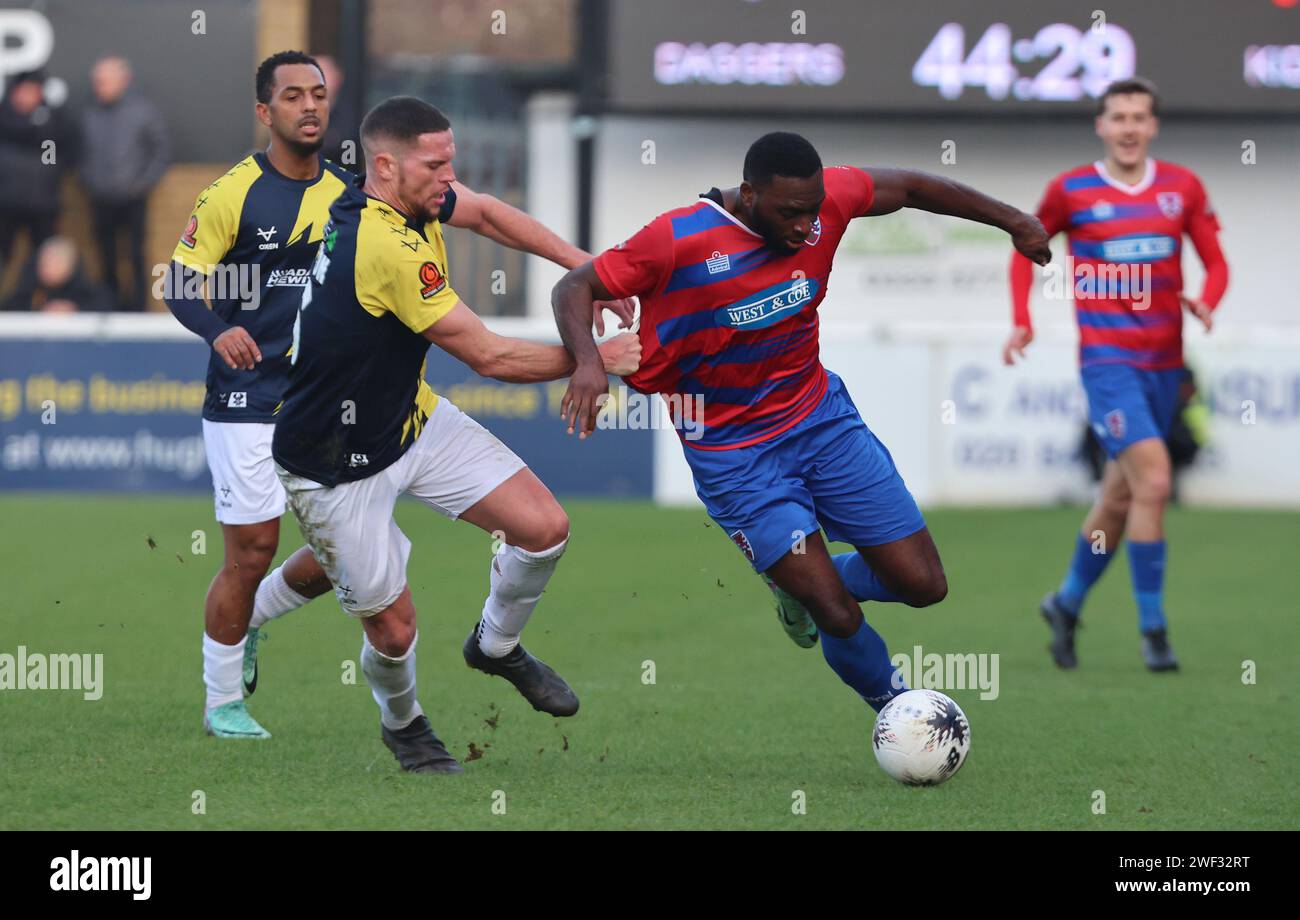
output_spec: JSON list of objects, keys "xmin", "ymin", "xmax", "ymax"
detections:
[
  {"xmin": 0, "ymin": 71, "xmax": 73, "ymax": 282},
  {"xmin": 2, "ymin": 236, "xmax": 112, "ymax": 313},
  {"xmin": 316, "ymin": 54, "xmax": 359, "ymax": 170},
  {"xmin": 80, "ymin": 56, "xmax": 170, "ymax": 311}
]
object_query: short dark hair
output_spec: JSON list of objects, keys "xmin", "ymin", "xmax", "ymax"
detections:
[
  {"xmin": 743, "ymin": 132, "xmax": 822, "ymax": 189},
  {"xmin": 255, "ymin": 50, "xmax": 323, "ymax": 104},
  {"xmin": 360, "ymin": 96, "xmax": 452, "ymax": 154},
  {"xmin": 1097, "ymin": 77, "xmax": 1160, "ymax": 117}
]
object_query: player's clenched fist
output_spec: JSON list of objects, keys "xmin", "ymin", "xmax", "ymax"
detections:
[
  {"xmin": 598, "ymin": 332, "xmax": 641, "ymax": 377},
  {"xmin": 1010, "ymin": 214, "xmax": 1052, "ymax": 266},
  {"xmin": 212, "ymin": 326, "xmax": 262, "ymax": 370}
]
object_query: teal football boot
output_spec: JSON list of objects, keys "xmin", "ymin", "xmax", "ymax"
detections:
[{"xmin": 204, "ymin": 700, "xmax": 271, "ymax": 739}]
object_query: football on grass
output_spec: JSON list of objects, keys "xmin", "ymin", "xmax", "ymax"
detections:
[{"xmin": 872, "ymin": 689, "xmax": 971, "ymax": 786}]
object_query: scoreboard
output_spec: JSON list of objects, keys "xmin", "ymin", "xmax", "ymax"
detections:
[{"xmin": 602, "ymin": 0, "xmax": 1300, "ymax": 114}]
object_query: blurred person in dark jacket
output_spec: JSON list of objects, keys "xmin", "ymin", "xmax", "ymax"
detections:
[
  {"xmin": 2, "ymin": 235, "xmax": 113, "ymax": 313},
  {"xmin": 0, "ymin": 71, "xmax": 72, "ymax": 279},
  {"xmin": 80, "ymin": 56, "xmax": 170, "ymax": 311},
  {"xmin": 315, "ymin": 54, "xmax": 359, "ymax": 171}
]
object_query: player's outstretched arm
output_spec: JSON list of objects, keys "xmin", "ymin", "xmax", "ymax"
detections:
[
  {"xmin": 552, "ymin": 261, "xmax": 623, "ymax": 438},
  {"xmin": 444, "ymin": 181, "xmax": 635, "ymax": 334},
  {"xmin": 445, "ymin": 181, "xmax": 589, "ymax": 268},
  {"xmin": 865, "ymin": 168, "xmax": 1052, "ymax": 266},
  {"xmin": 422, "ymin": 298, "xmax": 639, "ymax": 386}
]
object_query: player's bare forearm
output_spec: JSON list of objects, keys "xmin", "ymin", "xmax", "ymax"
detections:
[
  {"xmin": 426, "ymin": 299, "xmax": 574, "ymax": 383},
  {"xmin": 480, "ymin": 338, "xmax": 578, "ymax": 384},
  {"xmin": 866, "ymin": 167, "xmax": 1020, "ymax": 228},
  {"xmin": 551, "ymin": 262, "xmax": 608, "ymax": 371},
  {"xmin": 425, "ymin": 299, "xmax": 631, "ymax": 385},
  {"xmin": 449, "ymin": 183, "xmax": 634, "ymax": 332},
  {"xmin": 485, "ymin": 204, "xmax": 588, "ymax": 267},
  {"xmin": 483, "ymin": 331, "xmax": 639, "ymax": 384},
  {"xmin": 866, "ymin": 168, "xmax": 1051, "ymax": 265},
  {"xmin": 464, "ymin": 187, "xmax": 589, "ymax": 269},
  {"xmin": 552, "ymin": 262, "xmax": 620, "ymax": 437}
]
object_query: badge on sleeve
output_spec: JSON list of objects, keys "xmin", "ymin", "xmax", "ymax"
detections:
[{"xmin": 419, "ymin": 261, "xmax": 446, "ymax": 299}]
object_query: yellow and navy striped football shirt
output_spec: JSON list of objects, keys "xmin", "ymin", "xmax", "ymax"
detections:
[
  {"xmin": 271, "ymin": 181, "xmax": 461, "ymax": 485},
  {"xmin": 171, "ymin": 152, "xmax": 354, "ymax": 422}
]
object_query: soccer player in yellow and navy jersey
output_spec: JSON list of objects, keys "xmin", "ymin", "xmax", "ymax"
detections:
[
  {"xmin": 166, "ymin": 54, "xmax": 634, "ymax": 741},
  {"xmin": 272, "ymin": 96, "xmax": 640, "ymax": 772}
]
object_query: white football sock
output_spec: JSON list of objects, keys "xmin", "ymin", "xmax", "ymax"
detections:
[
  {"xmin": 361, "ymin": 632, "xmax": 423, "ymax": 731},
  {"xmin": 250, "ymin": 563, "xmax": 312, "ymax": 630},
  {"xmin": 203, "ymin": 632, "xmax": 245, "ymax": 711},
  {"xmin": 477, "ymin": 538, "xmax": 568, "ymax": 658}
]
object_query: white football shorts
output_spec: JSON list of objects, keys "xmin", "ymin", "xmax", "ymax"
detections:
[
  {"xmin": 202, "ymin": 420, "xmax": 287, "ymax": 525},
  {"xmin": 276, "ymin": 397, "xmax": 526, "ymax": 618}
]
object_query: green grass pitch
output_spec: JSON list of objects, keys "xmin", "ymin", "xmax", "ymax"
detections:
[{"xmin": 1, "ymin": 495, "xmax": 1296, "ymax": 829}]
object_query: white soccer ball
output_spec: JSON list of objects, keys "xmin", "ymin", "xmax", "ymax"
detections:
[{"xmin": 871, "ymin": 689, "xmax": 971, "ymax": 786}]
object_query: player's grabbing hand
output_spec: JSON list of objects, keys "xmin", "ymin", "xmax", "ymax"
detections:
[
  {"xmin": 598, "ymin": 331, "xmax": 641, "ymax": 377},
  {"xmin": 593, "ymin": 296, "xmax": 637, "ymax": 336}
]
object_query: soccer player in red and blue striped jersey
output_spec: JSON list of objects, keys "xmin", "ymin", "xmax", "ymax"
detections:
[
  {"xmin": 1004, "ymin": 78, "xmax": 1229, "ymax": 672},
  {"xmin": 553, "ymin": 133, "xmax": 1049, "ymax": 712}
]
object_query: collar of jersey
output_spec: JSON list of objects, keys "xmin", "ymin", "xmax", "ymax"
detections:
[
  {"xmin": 698, "ymin": 195, "xmax": 762, "ymax": 238},
  {"xmin": 349, "ymin": 175, "xmax": 436, "ymax": 234},
  {"xmin": 1092, "ymin": 157, "xmax": 1156, "ymax": 196},
  {"xmin": 254, "ymin": 151, "xmax": 326, "ymax": 187},
  {"xmin": 367, "ymin": 197, "xmax": 414, "ymax": 228},
  {"xmin": 354, "ymin": 186, "xmax": 425, "ymax": 234}
]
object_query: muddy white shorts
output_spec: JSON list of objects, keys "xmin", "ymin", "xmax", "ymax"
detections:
[
  {"xmin": 202, "ymin": 420, "xmax": 287, "ymax": 525},
  {"xmin": 276, "ymin": 397, "xmax": 526, "ymax": 618}
]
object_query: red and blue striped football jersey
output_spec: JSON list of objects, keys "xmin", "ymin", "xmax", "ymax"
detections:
[
  {"xmin": 1013, "ymin": 158, "xmax": 1225, "ymax": 371},
  {"xmin": 592, "ymin": 165, "xmax": 874, "ymax": 450}
]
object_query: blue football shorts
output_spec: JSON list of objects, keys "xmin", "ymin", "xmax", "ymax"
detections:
[
  {"xmin": 1082, "ymin": 363, "xmax": 1185, "ymax": 459},
  {"xmin": 683, "ymin": 372, "xmax": 927, "ymax": 573}
]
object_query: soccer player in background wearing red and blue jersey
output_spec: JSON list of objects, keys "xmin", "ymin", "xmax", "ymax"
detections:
[
  {"xmin": 1004, "ymin": 78, "xmax": 1229, "ymax": 672},
  {"xmin": 552, "ymin": 133, "xmax": 1050, "ymax": 712}
]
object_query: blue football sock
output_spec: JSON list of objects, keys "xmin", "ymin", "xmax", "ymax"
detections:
[
  {"xmin": 831, "ymin": 552, "xmax": 902, "ymax": 603},
  {"xmin": 1126, "ymin": 540, "xmax": 1167, "ymax": 634},
  {"xmin": 820, "ymin": 618, "xmax": 906, "ymax": 712},
  {"xmin": 1057, "ymin": 531, "xmax": 1115, "ymax": 617}
]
